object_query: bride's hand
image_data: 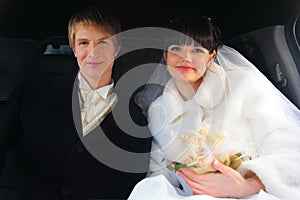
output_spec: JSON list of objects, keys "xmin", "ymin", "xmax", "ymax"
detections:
[{"xmin": 177, "ymin": 159, "xmax": 265, "ymax": 198}]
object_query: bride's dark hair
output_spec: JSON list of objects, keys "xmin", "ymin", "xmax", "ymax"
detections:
[{"xmin": 165, "ymin": 16, "xmax": 223, "ymax": 53}]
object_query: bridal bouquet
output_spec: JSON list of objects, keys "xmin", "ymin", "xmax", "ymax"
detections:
[{"xmin": 169, "ymin": 129, "xmax": 244, "ymax": 174}]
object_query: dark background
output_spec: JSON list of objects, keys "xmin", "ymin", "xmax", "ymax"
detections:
[{"xmin": 0, "ymin": 0, "xmax": 300, "ymax": 41}]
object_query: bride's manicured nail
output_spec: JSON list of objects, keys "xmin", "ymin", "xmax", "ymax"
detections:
[{"xmin": 213, "ymin": 159, "xmax": 218, "ymax": 166}]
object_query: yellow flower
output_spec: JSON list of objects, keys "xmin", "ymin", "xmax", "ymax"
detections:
[{"xmin": 174, "ymin": 129, "xmax": 244, "ymax": 174}]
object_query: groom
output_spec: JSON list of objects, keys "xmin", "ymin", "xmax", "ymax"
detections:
[{"xmin": 19, "ymin": 6, "xmax": 151, "ymax": 200}]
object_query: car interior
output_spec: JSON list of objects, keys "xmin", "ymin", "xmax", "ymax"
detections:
[
  {"xmin": 0, "ymin": 0, "xmax": 299, "ymax": 199},
  {"xmin": 227, "ymin": 12, "xmax": 300, "ymax": 108}
]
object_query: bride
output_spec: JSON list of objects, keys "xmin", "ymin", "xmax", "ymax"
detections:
[{"xmin": 129, "ymin": 16, "xmax": 300, "ymax": 200}]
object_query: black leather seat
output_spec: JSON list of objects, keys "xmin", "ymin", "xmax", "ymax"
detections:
[
  {"xmin": 0, "ymin": 37, "xmax": 45, "ymax": 199},
  {"xmin": 0, "ymin": 36, "xmax": 78, "ymax": 200}
]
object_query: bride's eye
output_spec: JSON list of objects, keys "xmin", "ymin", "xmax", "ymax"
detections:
[
  {"xmin": 192, "ymin": 47, "xmax": 204, "ymax": 54},
  {"xmin": 169, "ymin": 45, "xmax": 182, "ymax": 52}
]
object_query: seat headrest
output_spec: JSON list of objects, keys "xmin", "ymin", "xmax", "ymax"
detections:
[{"xmin": 41, "ymin": 36, "xmax": 73, "ymax": 55}]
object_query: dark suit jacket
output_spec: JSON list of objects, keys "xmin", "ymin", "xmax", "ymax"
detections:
[{"xmin": 19, "ymin": 68, "xmax": 152, "ymax": 200}]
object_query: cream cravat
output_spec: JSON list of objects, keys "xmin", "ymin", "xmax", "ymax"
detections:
[
  {"xmin": 80, "ymin": 89, "xmax": 104, "ymax": 123},
  {"xmin": 79, "ymin": 88, "xmax": 117, "ymax": 136}
]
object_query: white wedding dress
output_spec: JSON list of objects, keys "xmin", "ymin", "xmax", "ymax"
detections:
[{"xmin": 129, "ymin": 46, "xmax": 300, "ymax": 200}]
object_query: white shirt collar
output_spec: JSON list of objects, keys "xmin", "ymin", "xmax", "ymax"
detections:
[{"xmin": 77, "ymin": 72, "xmax": 114, "ymax": 100}]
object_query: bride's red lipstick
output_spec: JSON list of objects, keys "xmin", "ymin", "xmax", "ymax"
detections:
[{"xmin": 177, "ymin": 66, "xmax": 194, "ymax": 70}]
